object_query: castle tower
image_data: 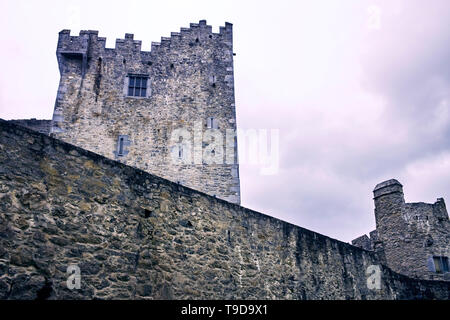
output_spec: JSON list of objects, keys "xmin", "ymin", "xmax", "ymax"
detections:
[
  {"xmin": 372, "ymin": 179, "xmax": 449, "ymax": 280},
  {"xmin": 372, "ymin": 179, "xmax": 406, "ymax": 272},
  {"xmin": 50, "ymin": 20, "xmax": 240, "ymax": 204}
]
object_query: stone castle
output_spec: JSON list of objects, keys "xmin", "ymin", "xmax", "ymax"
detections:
[
  {"xmin": 0, "ymin": 20, "xmax": 448, "ymax": 299},
  {"xmin": 51, "ymin": 20, "xmax": 240, "ymax": 205},
  {"xmin": 352, "ymin": 180, "xmax": 449, "ymax": 281}
]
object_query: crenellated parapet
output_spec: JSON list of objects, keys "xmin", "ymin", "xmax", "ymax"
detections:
[
  {"xmin": 51, "ymin": 19, "xmax": 240, "ymax": 205},
  {"xmin": 56, "ymin": 20, "xmax": 233, "ymax": 63}
]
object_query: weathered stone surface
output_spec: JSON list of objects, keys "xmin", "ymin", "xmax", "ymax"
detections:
[
  {"xmin": 8, "ymin": 119, "xmax": 52, "ymax": 135},
  {"xmin": 48, "ymin": 21, "xmax": 240, "ymax": 205},
  {"xmin": 353, "ymin": 179, "xmax": 449, "ymax": 281},
  {"xmin": 0, "ymin": 120, "xmax": 449, "ymax": 299}
]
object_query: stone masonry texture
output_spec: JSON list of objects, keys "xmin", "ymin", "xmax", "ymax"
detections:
[
  {"xmin": 8, "ymin": 119, "xmax": 52, "ymax": 135},
  {"xmin": 50, "ymin": 20, "xmax": 241, "ymax": 205},
  {"xmin": 1, "ymin": 120, "xmax": 449, "ymax": 299},
  {"xmin": 352, "ymin": 179, "xmax": 450, "ymax": 281}
]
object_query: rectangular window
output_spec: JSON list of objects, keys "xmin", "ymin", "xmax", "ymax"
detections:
[
  {"xmin": 207, "ymin": 117, "xmax": 218, "ymax": 129},
  {"xmin": 433, "ymin": 256, "xmax": 449, "ymax": 273},
  {"xmin": 118, "ymin": 137, "xmax": 124, "ymax": 155},
  {"xmin": 127, "ymin": 75, "xmax": 148, "ymax": 97},
  {"xmin": 116, "ymin": 135, "xmax": 129, "ymax": 158}
]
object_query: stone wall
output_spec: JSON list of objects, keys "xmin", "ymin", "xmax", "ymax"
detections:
[
  {"xmin": 1, "ymin": 120, "xmax": 449, "ymax": 299},
  {"xmin": 351, "ymin": 234, "xmax": 372, "ymax": 251},
  {"xmin": 50, "ymin": 20, "xmax": 240, "ymax": 204},
  {"xmin": 353, "ymin": 180, "xmax": 450, "ymax": 281},
  {"xmin": 8, "ymin": 119, "xmax": 51, "ymax": 135}
]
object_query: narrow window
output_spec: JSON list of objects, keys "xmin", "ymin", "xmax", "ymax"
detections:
[
  {"xmin": 178, "ymin": 145, "xmax": 183, "ymax": 159},
  {"xmin": 209, "ymin": 75, "xmax": 216, "ymax": 86},
  {"xmin": 207, "ymin": 117, "xmax": 217, "ymax": 129},
  {"xmin": 127, "ymin": 75, "xmax": 149, "ymax": 97},
  {"xmin": 433, "ymin": 256, "xmax": 449, "ymax": 273},
  {"xmin": 118, "ymin": 137, "xmax": 124, "ymax": 155},
  {"xmin": 116, "ymin": 135, "xmax": 128, "ymax": 158}
]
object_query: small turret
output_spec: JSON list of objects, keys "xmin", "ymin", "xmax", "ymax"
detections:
[
  {"xmin": 373, "ymin": 179, "xmax": 403, "ymax": 199},
  {"xmin": 373, "ymin": 179, "xmax": 405, "ymax": 228}
]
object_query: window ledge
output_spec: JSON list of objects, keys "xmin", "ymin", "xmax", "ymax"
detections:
[{"xmin": 124, "ymin": 96, "xmax": 151, "ymax": 100}]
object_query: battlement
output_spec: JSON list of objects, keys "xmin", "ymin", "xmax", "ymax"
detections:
[
  {"xmin": 56, "ymin": 20, "xmax": 233, "ymax": 58},
  {"xmin": 354, "ymin": 179, "xmax": 449, "ymax": 281},
  {"xmin": 52, "ymin": 19, "xmax": 240, "ymax": 205},
  {"xmin": 404, "ymin": 198, "xmax": 449, "ymax": 222},
  {"xmin": 57, "ymin": 29, "xmax": 99, "ymax": 53}
]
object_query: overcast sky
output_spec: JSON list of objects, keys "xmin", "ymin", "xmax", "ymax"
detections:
[{"xmin": 1, "ymin": 0, "xmax": 449, "ymax": 242}]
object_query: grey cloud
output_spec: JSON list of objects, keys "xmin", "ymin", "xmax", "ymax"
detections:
[{"xmin": 1, "ymin": 0, "xmax": 449, "ymax": 242}]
